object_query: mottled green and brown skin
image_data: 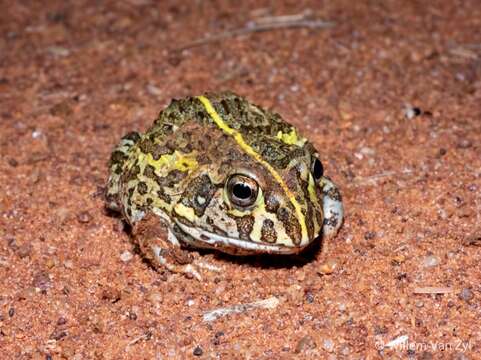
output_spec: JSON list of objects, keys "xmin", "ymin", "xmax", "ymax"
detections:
[{"xmin": 106, "ymin": 92, "xmax": 343, "ymax": 278}]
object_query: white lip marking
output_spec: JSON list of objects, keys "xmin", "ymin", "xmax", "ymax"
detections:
[
  {"xmin": 175, "ymin": 219, "xmax": 304, "ymax": 254},
  {"xmin": 152, "ymin": 206, "xmax": 308, "ymax": 254}
]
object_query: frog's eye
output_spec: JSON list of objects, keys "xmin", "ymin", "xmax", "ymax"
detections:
[
  {"xmin": 311, "ymin": 158, "xmax": 324, "ymax": 182},
  {"xmin": 226, "ymin": 174, "xmax": 259, "ymax": 208}
]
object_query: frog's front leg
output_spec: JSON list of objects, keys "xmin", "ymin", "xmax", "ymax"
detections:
[
  {"xmin": 132, "ymin": 213, "xmax": 202, "ymax": 280},
  {"xmin": 320, "ymin": 177, "xmax": 344, "ymax": 239}
]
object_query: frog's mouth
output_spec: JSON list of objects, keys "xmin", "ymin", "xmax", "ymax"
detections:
[{"xmin": 174, "ymin": 219, "xmax": 307, "ymax": 255}]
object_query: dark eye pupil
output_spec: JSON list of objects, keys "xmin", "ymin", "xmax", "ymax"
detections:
[
  {"xmin": 313, "ymin": 159, "xmax": 323, "ymax": 180},
  {"xmin": 232, "ymin": 183, "xmax": 252, "ymax": 199},
  {"xmin": 226, "ymin": 174, "xmax": 259, "ymax": 207}
]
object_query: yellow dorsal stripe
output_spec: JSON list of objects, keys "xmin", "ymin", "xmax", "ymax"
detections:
[{"xmin": 196, "ymin": 95, "xmax": 308, "ymax": 243}]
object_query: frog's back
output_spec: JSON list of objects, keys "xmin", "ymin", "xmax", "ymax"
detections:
[
  {"xmin": 149, "ymin": 92, "xmax": 292, "ymax": 139},
  {"xmin": 149, "ymin": 92, "xmax": 308, "ymax": 167}
]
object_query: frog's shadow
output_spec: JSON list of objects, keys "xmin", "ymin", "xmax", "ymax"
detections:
[
  {"xmin": 106, "ymin": 209, "xmax": 323, "ymax": 271},
  {"xmin": 200, "ymin": 238, "xmax": 323, "ymax": 270}
]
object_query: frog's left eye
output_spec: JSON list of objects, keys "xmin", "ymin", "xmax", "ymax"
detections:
[
  {"xmin": 311, "ymin": 158, "xmax": 324, "ymax": 182},
  {"xmin": 226, "ymin": 174, "xmax": 259, "ymax": 208}
]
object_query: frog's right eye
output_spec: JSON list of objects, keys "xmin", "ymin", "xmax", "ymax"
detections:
[{"xmin": 226, "ymin": 174, "xmax": 259, "ymax": 208}]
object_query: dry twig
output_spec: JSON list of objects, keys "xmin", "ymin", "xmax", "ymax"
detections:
[
  {"xmin": 203, "ymin": 296, "xmax": 280, "ymax": 322},
  {"xmin": 352, "ymin": 168, "xmax": 414, "ymax": 187},
  {"xmin": 176, "ymin": 13, "xmax": 334, "ymax": 51},
  {"xmin": 413, "ymin": 287, "xmax": 454, "ymax": 294},
  {"xmin": 126, "ymin": 331, "xmax": 153, "ymax": 348}
]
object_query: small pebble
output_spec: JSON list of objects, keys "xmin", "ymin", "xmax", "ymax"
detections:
[
  {"xmin": 146, "ymin": 84, "xmax": 162, "ymax": 96},
  {"xmin": 364, "ymin": 231, "xmax": 376, "ymax": 240},
  {"xmin": 457, "ymin": 139, "xmax": 472, "ymax": 149},
  {"xmin": 467, "ymin": 184, "xmax": 477, "ymax": 192},
  {"xmin": 459, "ymin": 288, "xmax": 473, "ymax": 302},
  {"xmin": 0, "ymin": 257, "xmax": 8, "ymax": 267},
  {"xmin": 179, "ymin": 336, "xmax": 194, "ymax": 347},
  {"xmin": 147, "ymin": 291, "xmax": 162, "ymax": 305},
  {"xmin": 120, "ymin": 250, "xmax": 133, "ymax": 262},
  {"xmin": 32, "ymin": 129, "xmax": 43, "ymax": 139},
  {"xmin": 359, "ymin": 146, "xmax": 375, "ymax": 156},
  {"xmin": 323, "ymin": 338, "xmax": 334, "ymax": 352},
  {"xmin": 374, "ymin": 325, "xmax": 388, "ymax": 335},
  {"xmin": 32, "ymin": 271, "xmax": 52, "ymax": 291},
  {"xmin": 47, "ymin": 46, "xmax": 70, "ymax": 57},
  {"xmin": 45, "ymin": 258, "xmax": 56, "ymax": 269},
  {"xmin": 464, "ymin": 233, "xmax": 480, "ymax": 247},
  {"xmin": 77, "ymin": 211, "xmax": 92, "ymax": 224},
  {"xmin": 391, "ymin": 254, "xmax": 406, "ymax": 265},
  {"xmin": 318, "ymin": 259, "xmax": 338, "ymax": 275},
  {"xmin": 16, "ymin": 243, "xmax": 32, "ymax": 258},
  {"xmin": 422, "ymin": 255, "xmax": 440, "ymax": 268},
  {"xmin": 340, "ymin": 344, "xmax": 350, "ymax": 355},
  {"xmin": 8, "ymin": 308, "xmax": 14, "ymax": 317},
  {"xmin": 305, "ymin": 291, "xmax": 315, "ymax": 303},
  {"xmin": 50, "ymin": 329, "xmax": 67, "ymax": 340},
  {"xmin": 404, "ymin": 105, "xmax": 422, "ymax": 119},
  {"xmin": 7, "ymin": 236, "xmax": 18, "ymax": 250},
  {"xmin": 55, "ymin": 207, "xmax": 70, "ymax": 223},
  {"xmin": 46, "ymin": 245, "xmax": 56, "ymax": 255},
  {"xmin": 128, "ymin": 311, "xmax": 137, "ymax": 320},
  {"xmin": 101, "ymin": 287, "xmax": 121, "ymax": 302},
  {"xmin": 344, "ymin": 234, "xmax": 353, "ymax": 245},
  {"xmin": 295, "ymin": 335, "xmax": 317, "ymax": 353},
  {"xmin": 193, "ymin": 345, "xmax": 203, "ymax": 356}
]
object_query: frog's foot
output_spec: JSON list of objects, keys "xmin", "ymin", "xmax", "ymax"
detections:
[
  {"xmin": 151, "ymin": 244, "xmax": 202, "ymax": 280},
  {"xmin": 320, "ymin": 177, "xmax": 344, "ymax": 239},
  {"xmin": 132, "ymin": 213, "xmax": 219, "ymax": 280}
]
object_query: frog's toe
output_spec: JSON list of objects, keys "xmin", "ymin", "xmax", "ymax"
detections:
[
  {"xmin": 151, "ymin": 246, "xmax": 203, "ymax": 280},
  {"xmin": 151, "ymin": 246, "xmax": 223, "ymax": 281},
  {"xmin": 320, "ymin": 177, "xmax": 344, "ymax": 239}
]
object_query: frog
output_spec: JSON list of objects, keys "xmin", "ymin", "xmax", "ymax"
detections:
[{"xmin": 105, "ymin": 92, "xmax": 343, "ymax": 279}]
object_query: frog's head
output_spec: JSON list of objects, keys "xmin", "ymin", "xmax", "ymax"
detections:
[
  {"xmin": 169, "ymin": 94, "xmax": 327, "ymax": 255},
  {"xmin": 171, "ymin": 138, "xmax": 325, "ymax": 255}
]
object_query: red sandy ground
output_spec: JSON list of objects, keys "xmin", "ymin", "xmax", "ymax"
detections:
[{"xmin": 1, "ymin": 1, "xmax": 480, "ymax": 359}]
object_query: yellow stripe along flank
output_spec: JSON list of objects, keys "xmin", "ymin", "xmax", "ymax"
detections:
[{"xmin": 196, "ymin": 95, "xmax": 308, "ymax": 244}]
